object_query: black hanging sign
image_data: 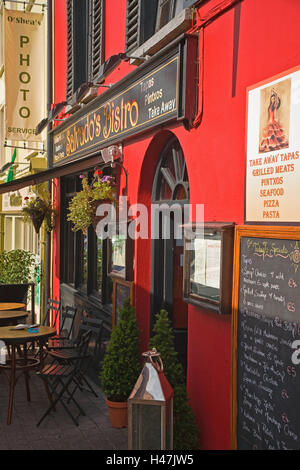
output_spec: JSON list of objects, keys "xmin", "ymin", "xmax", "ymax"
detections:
[{"xmin": 52, "ymin": 35, "xmax": 197, "ymax": 166}]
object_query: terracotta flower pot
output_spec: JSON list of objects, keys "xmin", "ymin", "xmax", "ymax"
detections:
[{"xmin": 105, "ymin": 398, "xmax": 128, "ymax": 428}]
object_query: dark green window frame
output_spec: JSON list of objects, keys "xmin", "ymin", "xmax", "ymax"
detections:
[
  {"xmin": 66, "ymin": 0, "xmax": 105, "ymax": 101},
  {"xmin": 125, "ymin": 0, "xmax": 199, "ymax": 53},
  {"xmin": 60, "ymin": 172, "xmax": 112, "ymax": 306}
]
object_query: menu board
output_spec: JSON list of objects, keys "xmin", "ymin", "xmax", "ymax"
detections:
[
  {"xmin": 190, "ymin": 237, "xmax": 221, "ymax": 299},
  {"xmin": 232, "ymin": 228, "xmax": 300, "ymax": 450}
]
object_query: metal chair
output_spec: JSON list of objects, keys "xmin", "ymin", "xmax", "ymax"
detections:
[
  {"xmin": 43, "ymin": 299, "xmax": 61, "ymax": 328},
  {"xmin": 46, "ymin": 317, "xmax": 104, "ymax": 398},
  {"xmin": 47, "ymin": 305, "xmax": 77, "ymax": 350},
  {"xmin": 59, "ymin": 305, "xmax": 77, "ymax": 339},
  {"xmin": 36, "ymin": 329, "xmax": 92, "ymax": 427},
  {"xmin": 29, "ymin": 298, "xmax": 61, "ymax": 357}
]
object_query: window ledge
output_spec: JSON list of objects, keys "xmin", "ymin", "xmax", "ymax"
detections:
[{"xmin": 130, "ymin": 8, "xmax": 194, "ymax": 65}]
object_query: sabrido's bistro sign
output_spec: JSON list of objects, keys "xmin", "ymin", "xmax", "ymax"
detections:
[{"xmin": 52, "ymin": 37, "xmax": 197, "ymax": 165}]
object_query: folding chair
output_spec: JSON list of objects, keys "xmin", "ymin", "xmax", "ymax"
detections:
[
  {"xmin": 29, "ymin": 298, "xmax": 61, "ymax": 357},
  {"xmin": 36, "ymin": 329, "xmax": 92, "ymax": 427},
  {"xmin": 46, "ymin": 305, "xmax": 77, "ymax": 350},
  {"xmin": 47, "ymin": 318, "xmax": 104, "ymax": 398},
  {"xmin": 59, "ymin": 305, "xmax": 77, "ymax": 339},
  {"xmin": 43, "ymin": 299, "xmax": 61, "ymax": 328}
]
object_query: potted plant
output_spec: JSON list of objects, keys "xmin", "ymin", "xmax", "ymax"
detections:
[
  {"xmin": 99, "ymin": 298, "xmax": 140, "ymax": 428},
  {"xmin": 149, "ymin": 309, "xmax": 199, "ymax": 450},
  {"xmin": 0, "ymin": 249, "xmax": 36, "ymax": 308},
  {"xmin": 22, "ymin": 194, "xmax": 55, "ymax": 233},
  {"xmin": 67, "ymin": 171, "xmax": 116, "ymax": 234}
]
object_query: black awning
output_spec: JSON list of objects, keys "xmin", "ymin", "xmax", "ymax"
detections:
[{"xmin": 0, "ymin": 154, "xmax": 102, "ymax": 195}]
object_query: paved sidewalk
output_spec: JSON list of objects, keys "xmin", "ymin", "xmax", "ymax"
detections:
[{"xmin": 0, "ymin": 369, "xmax": 128, "ymax": 450}]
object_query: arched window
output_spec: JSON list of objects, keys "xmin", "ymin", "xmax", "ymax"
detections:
[
  {"xmin": 152, "ymin": 137, "xmax": 189, "ymax": 203},
  {"xmin": 151, "ymin": 136, "xmax": 189, "ymax": 373}
]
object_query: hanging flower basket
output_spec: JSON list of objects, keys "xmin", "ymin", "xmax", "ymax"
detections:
[
  {"xmin": 30, "ymin": 212, "xmax": 46, "ymax": 234},
  {"xmin": 91, "ymin": 198, "xmax": 114, "ymax": 231},
  {"xmin": 22, "ymin": 196, "xmax": 55, "ymax": 233},
  {"xmin": 67, "ymin": 173, "xmax": 116, "ymax": 234}
]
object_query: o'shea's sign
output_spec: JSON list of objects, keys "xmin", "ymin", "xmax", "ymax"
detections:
[{"xmin": 4, "ymin": 9, "xmax": 45, "ymax": 143}]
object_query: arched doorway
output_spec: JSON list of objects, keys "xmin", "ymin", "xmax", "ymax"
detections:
[{"xmin": 151, "ymin": 135, "xmax": 189, "ymax": 372}]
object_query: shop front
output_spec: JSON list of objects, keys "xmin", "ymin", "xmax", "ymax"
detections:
[
  {"xmin": 48, "ymin": 0, "xmax": 300, "ymax": 450},
  {"xmin": 51, "ymin": 34, "xmax": 198, "ymax": 365}
]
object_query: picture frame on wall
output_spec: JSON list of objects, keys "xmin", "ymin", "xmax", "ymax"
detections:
[
  {"xmin": 107, "ymin": 220, "xmax": 134, "ymax": 280},
  {"xmin": 245, "ymin": 65, "xmax": 300, "ymax": 224},
  {"xmin": 112, "ymin": 278, "xmax": 134, "ymax": 328}
]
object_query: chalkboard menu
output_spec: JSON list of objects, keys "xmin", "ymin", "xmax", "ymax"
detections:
[{"xmin": 232, "ymin": 226, "xmax": 300, "ymax": 450}]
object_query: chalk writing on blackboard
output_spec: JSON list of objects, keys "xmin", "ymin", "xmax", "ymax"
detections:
[
  {"xmin": 236, "ymin": 236, "xmax": 300, "ymax": 450},
  {"xmin": 246, "ymin": 239, "xmax": 300, "ymax": 272}
]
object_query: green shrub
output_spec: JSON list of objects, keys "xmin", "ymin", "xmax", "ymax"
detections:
[
  {"xmin": 99, "ymin": 299, "xmax": 141, "ymax": 402},
  {"xmin": 0, "ymin": 249, "xmax": 35, "ymax": 284},
  {"xmin": 150, "ymin": 309, "xmax": 199, "ymax": 450}
]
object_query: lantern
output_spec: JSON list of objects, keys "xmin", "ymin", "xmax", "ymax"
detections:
[{"xmin": 128, "ymin": 348, "xmax": 173, "ymax": 450}]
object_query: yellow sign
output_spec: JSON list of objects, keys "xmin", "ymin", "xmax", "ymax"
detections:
[{"xmin": 4, "ymin": 9, "xmax": 45, "ymax": 142}]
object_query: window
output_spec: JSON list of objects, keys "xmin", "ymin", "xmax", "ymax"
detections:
[
  {"xmin": 125, "ymin": 0, "xmax": 198, "ymax": 54},
  {"xmin": 3, "ymin": 216, "xmax": 38, "ymax": 252},
  {"xmin": 66, "ymin": 0, "xmax": 105, "ymax": 101}
]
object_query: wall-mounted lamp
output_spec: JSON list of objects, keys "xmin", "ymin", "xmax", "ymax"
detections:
[
  {"xmin": 35, "ymin": 100, "xmax": 67, "ymax": 135},
  {"xmin": 35, "ymin": 51, "xmax": 149, "ymax": 134},
  {"xmin": 101, "ymin": 144, "xmax": 123, "ymax": 164},
  {"xmin": 97, "ymin": 144, "xmax": 128, "ymax": 195}
]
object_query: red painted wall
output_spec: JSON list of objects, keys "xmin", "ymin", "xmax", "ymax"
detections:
[{"xmin": 52, "ymin": 0, "xmax": 300, "ymax": 450}]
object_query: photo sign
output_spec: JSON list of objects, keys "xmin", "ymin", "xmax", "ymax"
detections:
[
  {"xmin": 4, "ymin": 9, "xmax": 45, "ymax": 142},
  {"xmin": 246, "ymin": 66, "xmax": 300, "ymax": 223},
  {"xmin": 53, "ymin": 54, "xmax": 180, "ymax": 165}
]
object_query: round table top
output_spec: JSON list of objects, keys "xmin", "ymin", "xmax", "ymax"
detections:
[
  {"xmin": 0, "ymin": 310, "xmax": 28, "ymax": 320},
  {"xmin": 0, "ymin": 326, "xmax": 57, "ymax": 343},
  {"xmin": 0, "ymin": 303, "xmax": 26, "ymax": 311}
]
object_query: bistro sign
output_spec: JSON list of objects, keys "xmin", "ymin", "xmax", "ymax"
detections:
[{"xmin": 52, "ymin": 37, "xmax": 197, "ymax": 165}]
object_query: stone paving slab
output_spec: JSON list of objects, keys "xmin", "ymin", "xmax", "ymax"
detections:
[{"xmin": 0, "ymin": 368, "xmax": 128, "ymax": 450}]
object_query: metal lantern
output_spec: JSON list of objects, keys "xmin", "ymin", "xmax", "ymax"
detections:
[{"xmin": 128, "ymin": 348, "xmax": 173, "ymax": 450}]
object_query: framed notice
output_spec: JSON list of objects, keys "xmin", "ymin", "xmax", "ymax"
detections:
[
  {"xmin": 183, "ymin": 222, "xmax": 235, "ymax": 314},
  {"xmin": 112, "ymin": 278, "xmax": 134, "ymax": 328},
  {"xmin": 246, "ymin": 65, "xmax": 300, "ymax": 224},
  {"xmin": 107, "ymin": 221, "xmax": 134, "ymax": 280}
]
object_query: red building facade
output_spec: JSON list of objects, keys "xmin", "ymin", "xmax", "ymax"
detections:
[{"xmin": 50, "ymin": 0, "xmax": 300, "ymax": 450}]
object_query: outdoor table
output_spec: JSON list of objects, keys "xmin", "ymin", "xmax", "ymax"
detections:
[
  {"xmin": 0, "ymin": 302, "xmax": 26, "ymax": 311},
  {"xmin": 0, "ymin": 325, "xmax": 56, "ymax": 424},
  {"xmin": 0, "ymin": 310, "xmax": 28, "ymax": 326}
]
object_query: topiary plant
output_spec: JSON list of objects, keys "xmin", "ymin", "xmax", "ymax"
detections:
[
  {"xmin": 99, "ymin": 298, "xmax": 140, "ymax": 402},
  {"xmin": 149, "ymin": 309, "xmax": 199, "ymax": 450}
]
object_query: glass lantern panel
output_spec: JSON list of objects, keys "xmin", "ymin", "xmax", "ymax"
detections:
[
  {"xmin": 166, "ymin": 399, "xmax": 173, "ymax": 450},
  {"xmin": 132, "ymin": 404, "xmax": 163, "ymax": 450}
]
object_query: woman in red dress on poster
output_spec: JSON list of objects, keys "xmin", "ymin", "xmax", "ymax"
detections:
[{"xmin": 259, "ymin": 89, "xmax": 289, "ymax": 152}]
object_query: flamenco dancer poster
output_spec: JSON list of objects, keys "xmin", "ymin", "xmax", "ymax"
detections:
[
  {"xmin": 259, "ymin": 79, "xmax": 291, "ymax": 153},
  {"xmin": 246, "ymin": 66, "xmax": 300, "ymax": 224}
]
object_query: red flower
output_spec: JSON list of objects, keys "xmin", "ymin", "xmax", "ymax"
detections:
[{"xmin": 93, "ymin": 169, "xmax": 103, "ymax": 177}]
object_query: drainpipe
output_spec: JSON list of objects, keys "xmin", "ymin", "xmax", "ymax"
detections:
[{"xmin": 44, "ymin": 0, "xmax": 53, "ymax": 318}]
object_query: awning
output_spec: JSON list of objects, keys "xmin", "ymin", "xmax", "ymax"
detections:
[{"xmin": 0, "ymin": 153, "xmax": 103, "ymax": 195}]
